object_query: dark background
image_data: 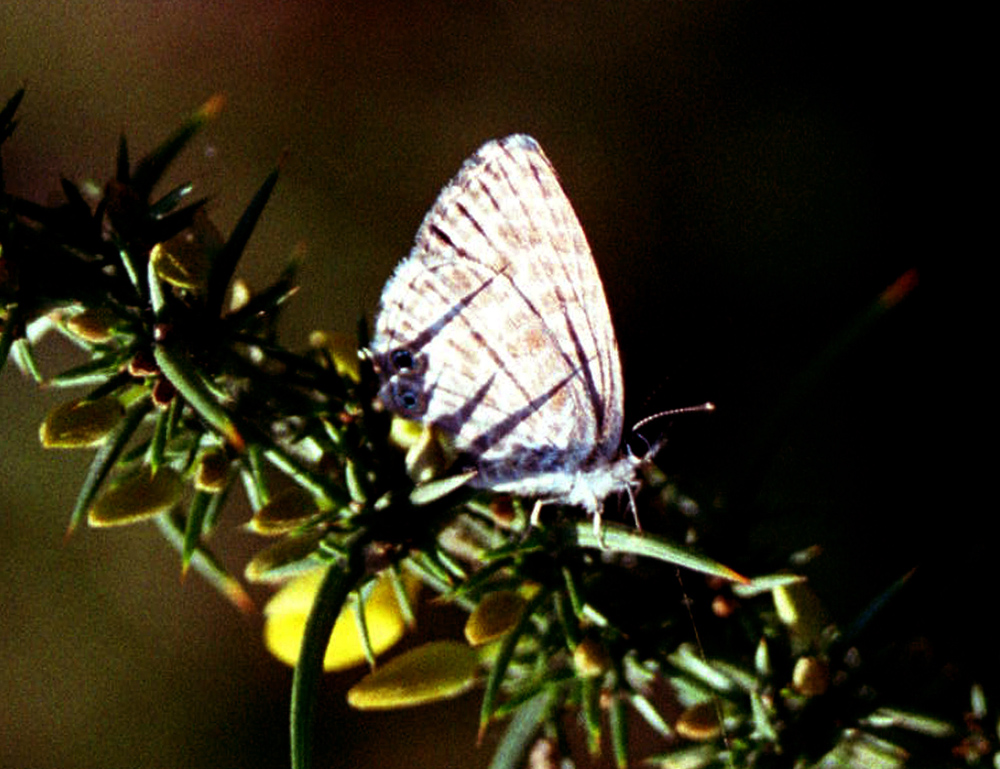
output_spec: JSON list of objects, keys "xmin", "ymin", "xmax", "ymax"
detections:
[{"xmin": 2, "ymin": 3, "xmax": 968, "ymax": 767}]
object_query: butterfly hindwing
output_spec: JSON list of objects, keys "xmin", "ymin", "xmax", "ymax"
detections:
[{"xmin": 372, "ymin": 135, "xmax": 625, "ymax": 495}]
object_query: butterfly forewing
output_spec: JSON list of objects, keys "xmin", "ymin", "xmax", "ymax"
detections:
[{"xmin": 372, "ymin": 135, "xmax": 625, "ymax": 497}]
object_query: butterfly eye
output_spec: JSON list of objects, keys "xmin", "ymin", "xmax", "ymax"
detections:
[{"xmin": 390, "ymin": 349, "xmax": 415, "ymax": 372}]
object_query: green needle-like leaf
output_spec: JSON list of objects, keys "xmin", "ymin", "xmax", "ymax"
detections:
[
  {"xmin": 609, "ymin": 689, "xmax": 628, "ymax": 769},
  {"xmin": 130, "ymin": 95, "xmax": 224, "ymax": 201},
  {"xmin": 182, "ymin": 490, "xmax": 213, "ymax": 573},
  {"xmin": 156, "ymin": 512, "xmax": 253, "ymax": 613},
  {"xmin": 114, "ymin": 243, "xmax": 145, "ymax": 296},
  {"xmin": 59, "ymin": 178, "xmax": 93, "ymax": 220},
  {"xmin": 841, "ymin": 568, "xmax": 916, "ymax": 645},
  {"xmin": 147, "ymin": 405, "xmax": 171, "ymax": 472},
  {"xmin": 147, "ymin": 255, "xmax": 168, "ymax": 317},
  {"xmin": 80, "ymin": 370, "xmax": 134, "ymax": 404},
  {"xmin": 149, "ymin": 182, "xmax": 195, "ymax": 217},
  {"xmin": 153, "ymin": 342, "xmax": 244, "ymax": 451},
  {"xmin": 222, "ymin": 262, "xmax": 298, "ymax": 331},
  {"xmin": 201, "ymin": 478, "xmax": 230, "ymax": 534},
  {"xmin": 261, "ymin": 441, "xmax": 349, "ymax": 509},
  {"xmin": 409, "ymin": 470, "xmax": 477, "ymax": 506},
  {"xmin": 147, "ymin": 198, "xmax": 209, "ymax": 247},
  {"xmin": 387, "ymin": 565, "xmax": 417, "ymax": 629},
  {"xmin": 568, "ymin": 521, "xmax": 749, "ymax": 584},
  {"xmin": 581, "ymin": 677, "xmax": 601, "ymax": 757},
  {"xmin": 241, "ymin": 443, "xmax": 269, "ymax": 510},
  {"xmin": 629, "ymin": 693, "xmax": 672, "ymax": 738},
  {"xmin": 0, "ymin": 87, "xmax": 24, "ymax": 143},
  {"xmin": 205, "ymin": 164, "xmax": 281, "ymax": 320},
  {"xmin": 12, "ymin": 337, "xmax": 43, "ymax": 382},
  {"xmin": 46, "ymin": 353, "xmax": 130, "ymax": 389},
  {"xmin": 351, "ymin": 594, "xmax": 377, "ymax": 669},
  {"xmin": 291, "ymin": 558, "xmax": 363, "ymax": 769},
  {"xmin": 479, "ymin": 587, "xmax": 551, "ymax": 740},
  {"xmin": 67, "ymin": 399, "xmax": 152, "ymax": 534},
  {"xmin": 487, "ymin": 688, "xmax": 556, "ymax": 769}
]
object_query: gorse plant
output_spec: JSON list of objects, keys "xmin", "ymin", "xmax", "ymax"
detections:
[{"xmin": 0, "ymin": 90, "xmax": 989, "ymax": 768}]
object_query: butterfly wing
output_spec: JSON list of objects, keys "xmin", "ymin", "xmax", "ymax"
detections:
[{"xmin": 371, "ymin": 135, "xmax": 624, "ymax": 493}]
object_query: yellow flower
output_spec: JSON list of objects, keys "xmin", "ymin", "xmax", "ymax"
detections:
[
  {"xmin": 308, "ymin": 330, "xmax": 361, "ymax": 383},
  {"xmin": 388, "ymin": 417, "xmax": 457, "ymax": 484},
  {"xmin": 263, "ymin": 568, "xmax": 420, "ymax": 672}
]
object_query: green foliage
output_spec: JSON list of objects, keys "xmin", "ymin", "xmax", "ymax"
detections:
[{"xmin": 0, "ymin": 90, "xmax": 987, "ymax": 769}]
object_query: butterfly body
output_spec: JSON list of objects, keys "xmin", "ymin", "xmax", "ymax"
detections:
[{"xmin": 371, "ymin": 135, "xmax": 637, "ymax": 524}]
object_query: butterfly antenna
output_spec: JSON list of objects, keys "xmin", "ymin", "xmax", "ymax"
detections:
[
  {"xmin": 627, "ymin": 402, "xmax": 715, "ymax": 465},
  {"xmin": 630, "ymin": 401, "xmax": 715, "ymax": 434}
]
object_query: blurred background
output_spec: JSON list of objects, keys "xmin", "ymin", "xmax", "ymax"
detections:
[{"xmin": 1, "ymin": 2, "xmax": 966, "ymax": 768}]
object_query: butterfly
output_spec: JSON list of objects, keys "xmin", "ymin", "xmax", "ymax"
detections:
[{"xmin": 369, "ymin": 134, "xmax": 640, "ymax": 535}]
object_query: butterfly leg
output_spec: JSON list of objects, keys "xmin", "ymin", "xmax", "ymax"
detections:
[
  {"xmin": 529, "ymin": 499, "xmax": 547, "ymax": 529},
  {"xmin": 531, "ymin": 499, "xmax": 612, "ymax": 547},
  {"xmin": 592, "ymin": 508, "xmax": 608, "ymax": 548},
  {"xmin": 626, "ymin": 484, "xmax": 642, "ymax": 531}
]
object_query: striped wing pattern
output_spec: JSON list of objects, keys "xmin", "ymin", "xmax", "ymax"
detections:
[{"xmin": 371, "ymin": 135, "xmax": 627, "ymax": 506}]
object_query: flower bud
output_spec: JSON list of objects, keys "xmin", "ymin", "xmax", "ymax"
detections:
[
  {"xmin": 465, "ymin": 590, "xmax": 526, "ymax": 646},
  {"xmin": 675, "ymin": 701, "xmax": 721, "ymax": 741},
  {"xmin": 347, "ymin": 641, "xmax": 479, "ymax": 710},
  {"xmin": 88, "ymin": 467, "xmax": 182, "ymax": 527},
  {"xmin": 573, "ymin": 637, "xmax": 611, "ymax": 678},
  {"xmin": 40, "ymin": 396, "xmax": 124, "ymax": 449},
  {"xmin": 792, "ymin": 656, "xmax": 829, "ymax": 698}
]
